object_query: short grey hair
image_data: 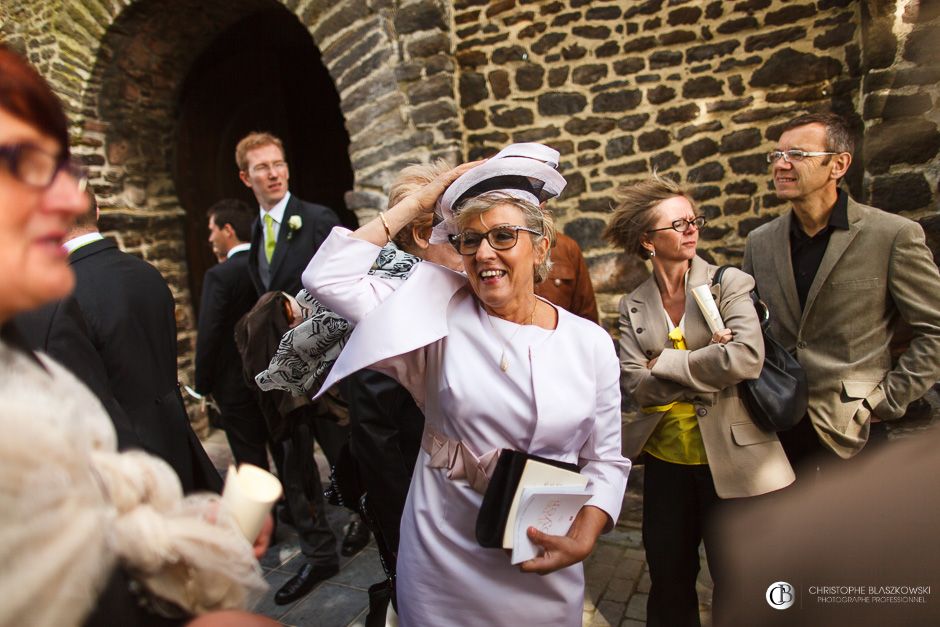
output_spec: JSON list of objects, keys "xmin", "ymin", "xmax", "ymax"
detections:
[
  {"xmin": 454, "ymin": 192, "xmax": 555, "ymax": 283},
  {"xmin": 780, "ymin": 112, "xmax": 855, "ymax": 157}
]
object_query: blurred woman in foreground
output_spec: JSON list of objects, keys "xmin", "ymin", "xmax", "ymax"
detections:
[{"xmin": 0, "ymin": 44, "xmax": 274, "ymax": 627}]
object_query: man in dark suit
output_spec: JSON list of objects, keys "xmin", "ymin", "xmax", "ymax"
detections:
[
  {"xmin": 238, "ymin": 132, "xmax": 341, "ymax": 297},
  {"xmin": 16, "ymin": 192, "xmax": 221, "ymax": 494},
  {"xmin": 195, "ymin": 198, "xmax": 268, "ymax": 470},
  {"xmin": 236, "ymin": 132, "xmax": 356, "ymax": 604}
]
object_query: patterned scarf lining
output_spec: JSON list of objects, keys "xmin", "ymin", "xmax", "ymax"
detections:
[{"xmin": 255, "ymin": 243, "xmax": 420, "ymax": 396}]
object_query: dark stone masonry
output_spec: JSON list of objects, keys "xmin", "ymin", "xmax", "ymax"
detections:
[{"xmin": 2, "ymin": 0, "xmax": 938, "ymax": 420}]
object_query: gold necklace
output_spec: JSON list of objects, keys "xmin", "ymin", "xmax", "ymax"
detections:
[{"xmin": 487, "ymin": 298, "xmax": 539, "ymax": 373}]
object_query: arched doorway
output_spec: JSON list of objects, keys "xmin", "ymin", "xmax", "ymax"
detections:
[{"xmin": 175, "ymin": 6, "xmax": 355, "ymax": 311}]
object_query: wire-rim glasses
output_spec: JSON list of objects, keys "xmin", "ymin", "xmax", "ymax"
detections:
[
  {"xmin": 646, "ymin": 215, "xmax": 706, "ymax": 234},
  {"xmin": 0, "ymin": 142, "xmax": 87, "ymax": 192},
  {"xmin": 767, "ymin": 149, "xmax": 839, "ymax": 164},
  {"xmin": 449, "ymin": 225, "xmax": 543, "ymax": 256}
]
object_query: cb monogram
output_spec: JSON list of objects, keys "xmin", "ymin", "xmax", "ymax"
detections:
[{"xmin": 766, "ymin": 581, "xmax": 795, "ymax": 610}]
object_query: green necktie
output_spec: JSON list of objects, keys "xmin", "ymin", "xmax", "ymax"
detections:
[{"xmin": 263, "ymin": 213, "xmax": 276, "ymax": 263}]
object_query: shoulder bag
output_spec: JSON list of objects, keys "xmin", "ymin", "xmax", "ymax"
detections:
[{"xmin": 713, "ymin": 266, "xmax": 808, "ymax": 432}]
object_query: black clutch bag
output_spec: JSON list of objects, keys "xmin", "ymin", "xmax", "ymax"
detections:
[{"xmin": 475, "ymin": 449, "xmax": 580, "ymax": 549}]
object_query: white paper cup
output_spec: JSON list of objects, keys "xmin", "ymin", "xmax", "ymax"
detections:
[{"xmin": 221, "ymin": 464, "xmax": 283, "ymax": 541}]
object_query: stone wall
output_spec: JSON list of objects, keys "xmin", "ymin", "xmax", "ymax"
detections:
[
  {"xmin": 2, "ymin": 0, "xmax": 938, "ymax": 388},
  {"xmin": 1, "ymin": 0, "xmax": 461, "ymax": 399},
  {"xmin": 451, "ymin": 0, "xmax": 940, "ymax": 331}
]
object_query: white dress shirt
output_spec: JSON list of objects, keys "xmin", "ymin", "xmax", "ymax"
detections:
[{"xmin": 259, "ymin": 191, "xmax": 291, "ymax": 241}]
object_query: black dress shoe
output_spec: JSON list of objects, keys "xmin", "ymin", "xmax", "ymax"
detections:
[
  {"xmin": 341, "ymin": 518, "xmax": 371, "ymax": 556},
  {"xmin": 274, "ymin": 563, "xmax": 339, "ymax": 605}
]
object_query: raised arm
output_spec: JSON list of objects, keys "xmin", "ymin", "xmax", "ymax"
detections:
[
  {"xmin": 302, "ymin": 162, "xmax": 479, "ymax": 323},
  {"xmin": 350, "ymin": 161, "xmax": 480, "ymax": 247}
]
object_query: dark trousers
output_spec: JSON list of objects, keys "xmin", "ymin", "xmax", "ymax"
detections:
[
  {"xmin": 345, "ymin": 370, "xmax": 424, "ymax": 561},
  {"xmin": 280, "ymin": 406, "xmax": 348, "ymax": 568},
  {"xmin": 643, "ymin": 456, "xmax": 723, "ymax": 627},
  {"xmin": 217, "ymin": 398, "xmax": 269, "ymax": 471}
]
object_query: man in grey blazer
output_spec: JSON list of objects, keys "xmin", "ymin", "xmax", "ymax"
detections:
[{"xmin": 743, "ymin": 112, "xmax": 940, "ymax": 475}]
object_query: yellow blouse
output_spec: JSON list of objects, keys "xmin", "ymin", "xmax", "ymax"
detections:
[{"xmin": 642, "ymin": 321, "xmax": 708, "ymax": 465}]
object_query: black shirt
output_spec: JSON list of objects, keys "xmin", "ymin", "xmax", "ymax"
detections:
[{"xmin": 789, "ymin": 188, "xmax": 849, "ymax": 310}]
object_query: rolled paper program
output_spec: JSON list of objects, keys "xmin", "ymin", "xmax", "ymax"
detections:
[
  {"xmin": 222, "ymin": 464, "xmax": 283, "ymax": 541},
  {"xmin": 691, "ymin": 284, "xmax": 724, "ymax": 334}
]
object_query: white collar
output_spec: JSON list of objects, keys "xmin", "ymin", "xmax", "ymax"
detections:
[
  {"xmin": 260, "ymin": 191, "xmax": 291, "ymax": 224},
  {"xmin": 64, "ymin": 232, "xmax": 105, "ymax": 254},
  {"xmin": 227, "ymin": 242, "xmax": 251, "ymax": 258}
]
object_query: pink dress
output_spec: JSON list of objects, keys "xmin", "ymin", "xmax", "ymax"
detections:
[{"xmin": 305, "ymin": 228, "xmax": 630, "ymax": 626}]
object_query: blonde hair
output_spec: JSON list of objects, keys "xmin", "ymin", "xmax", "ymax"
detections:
[
  {"xmin": 604, "ymin": 172, "xmax": 695, "ymax": 259},
  {"xmin": 235, "ymin": 132, "xmax": 285, "ymax": 172},
  {"xmin": 388, "ymin": 160, "xmax": 452, "ymax": 254},
  {"xmin": 454, "ymin": 192, "xmax": 555, "ymax": 283}
]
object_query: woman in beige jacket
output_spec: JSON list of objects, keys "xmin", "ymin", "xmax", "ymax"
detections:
[{"xmin": 606, "ymin": 174, "xmax": 794, "ymax": 627}]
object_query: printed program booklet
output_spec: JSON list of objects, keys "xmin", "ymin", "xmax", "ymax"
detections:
[
  {"xmin": 497, "ymin": 457, "xmax": 591, "ymax": 563},
  {"xmin": 510, "ymin": 485, "xmax": 592, "ymax": 564}
]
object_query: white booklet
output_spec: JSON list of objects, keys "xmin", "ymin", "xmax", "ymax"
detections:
[
  {"xmin": 691, "ymin": 284, "xmax": 725, "ymax": 334},
  {"xmin": 510, "ymin": 485, "xmax": 592, "ymax": 564},
  {"xmin": 501, "ymin": 458, "xmax": 590, "ymax": 549}
]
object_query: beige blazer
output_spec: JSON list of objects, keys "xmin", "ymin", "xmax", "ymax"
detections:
[
  {"xmin": 743, "ymin": 197, "xmax": 940, "ymax": 458},
  {"xmin": 618, "ymin": 256, "xmax": 795, "ymax": 498}
]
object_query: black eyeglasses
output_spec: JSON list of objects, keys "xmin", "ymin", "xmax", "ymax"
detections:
[
  {"xmin": 646, "ymin": 215, "xmax": 706, "ymax": 234},
  {"xmin": 0, "ymin": 142, "xmax": 87, "ymax": 192},
  {"xmin": 449, "ymin": 225, "xmax": 542, "ymax": 256},
  {"xmin": 766, "ymin": 149, "xmax": 838, "ymax": 164}
]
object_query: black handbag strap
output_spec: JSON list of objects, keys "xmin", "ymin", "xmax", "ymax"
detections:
[
  {"xmin": 711, "ymin": 265, "xmax": 770, "ymax": 328},
  {"xmin": 712, "ymin": 264, "xmax": 732, "ymax": 287}
]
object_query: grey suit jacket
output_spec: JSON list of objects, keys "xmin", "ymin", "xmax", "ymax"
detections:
[
  {"xmin": 618, "ymin": 256, "xmax": 794, "ymax": 498},
  {"xmin": 743, "ymin": 196, "xmax": 940, "ymax": 458}
]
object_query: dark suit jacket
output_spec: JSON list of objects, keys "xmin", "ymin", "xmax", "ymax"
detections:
[
  {"xmin": 36, "ymin": 238, "xmax": 220, "ymax": 493},
  {"xmin": 15, "ymin": 296, "xmax": 141, "ymax": 450},
  {"xmin": 248, "ymin": 194, "xmax": 340, "ymax": 296},
  {"xmin": 195, "ymin": 249, "xmax": 258, "ymax": 405}
]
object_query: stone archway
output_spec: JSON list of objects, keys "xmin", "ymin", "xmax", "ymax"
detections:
[
  {"xmin": 175, "ymin": 6, "xmax": 357, "ymax": 310},
  {"xmin": 43, "ymin": 0, "xmax": 462, "ymax": 377}
]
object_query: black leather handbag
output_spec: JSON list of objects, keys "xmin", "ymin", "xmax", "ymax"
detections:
[{"xmin": 714, "ymin": 266, "xmax": 808, "ymax": 432}]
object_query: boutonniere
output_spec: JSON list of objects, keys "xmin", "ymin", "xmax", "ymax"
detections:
[{"xmin": 287, "ymin": 215, "xmax": 302, "ymax": 240}]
